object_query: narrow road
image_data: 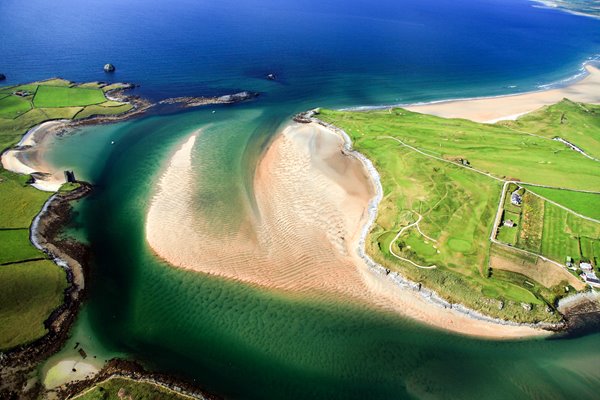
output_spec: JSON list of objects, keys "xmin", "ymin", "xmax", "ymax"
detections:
[
  {"xmin": 388, "ymin": 213, "xmax": 437, "ymax": 270},
  {"xmin": 380, "ymin": 132, "xmax": 599, "ymax": 273}
]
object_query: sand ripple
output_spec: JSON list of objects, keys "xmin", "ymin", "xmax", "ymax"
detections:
[{"xmin": 146, "ymin": 123, "xmax": 546, "ymax": 338}]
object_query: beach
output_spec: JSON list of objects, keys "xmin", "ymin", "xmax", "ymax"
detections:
[
  {"xmin": 1, "ymin": 120, "xmax": 69, "ymax": 191},
  {"xmin": 146, "ymin": 122, "xmax": 547, "ymax": 339},
  {"xmin": 406, "ymin": 64, "xmax": 600, "ymax": 122}
]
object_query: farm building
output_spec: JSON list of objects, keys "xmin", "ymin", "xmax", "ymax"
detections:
[
  {"xmin": 510, "ymin": 192, "xmax": 522, "ymax": 206},
  {"xmin": 503, "ymin": 220, "xmax": 516, "ymax": 227},
  {"xmin": 579, "ymin": 262, "xmax": 600, "ymax": 287}
]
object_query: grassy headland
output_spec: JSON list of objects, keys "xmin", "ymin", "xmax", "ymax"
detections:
[
  {"xmin": 0, "ymin": 79, "xmax": 133, "ymax": 351},
  {"xmin": 318, "ymin": 99, "xmax": 600, "ymax": 323},
  {"xmin": 73, "ymin": 377, "xmax": 197, "ymax": 400}
]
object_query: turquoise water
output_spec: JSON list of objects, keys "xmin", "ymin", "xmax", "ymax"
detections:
[{"xmin": 2, "ymin": 0, "xmax": 600, "ymax": 398}]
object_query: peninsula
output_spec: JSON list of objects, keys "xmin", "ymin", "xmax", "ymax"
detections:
[{"xmin": 146, "ymin": 65, "xmax": 600, "ymax": 338}]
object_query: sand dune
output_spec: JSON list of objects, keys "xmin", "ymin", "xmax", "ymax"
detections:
[
  {"xmin": 406, "ymin": 64, "xmax": 600, "ymax": 122},
  {"xmin": 146, "ymin": 123, "xmax": 547, "ymax": 339}
]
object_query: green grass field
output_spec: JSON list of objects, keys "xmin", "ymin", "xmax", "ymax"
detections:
[
  {"xmin": 0, "ymin": 78, "xmax": 134, "ymax": 350},
  {"xmin": 524, "ymin": 185, "xmax": 600, "ymax": 220},
  {"xmin": 319, "ymin": 103, "xmax": 600, "ymax": 322},
  {"xmin": 320, "ymin": 107, "xmax": 600, "ymax": 191},
  {"xmin": 0, "ymin": 260, "xmax": 67, "ymax": 351},
  {"xmin": 0, "ymin": 229, "xmax": 44, "ymax": 264},
  {"xmin": 74, "ymin": 377, "xmax": 193, "ymax": 400},
  {"xmin": 501, "ymin": 99, "xmax": 600, "ymax": 160},
  {"xmin": 33, "ymin": 85, "xmax": 106, "ymax": 108},
  {"xmin": 74, "ymin": 102, "xmax": 132, "ymax": 120},
  {"xmin": 0, "ymin": 95, "xmax": 32, "ymax": 119},
  {"xmin": 516, "ymin": 192, "xmax": 544, "ymax": 253}
]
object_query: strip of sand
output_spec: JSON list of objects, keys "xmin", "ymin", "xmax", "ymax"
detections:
[
  {"xmin": 406, "ymin": 64, "xmax": 600, "ymax": 122},
  {"xmin": 1, "ymin": 120, "xmax": 69, "ymax": 191},
  {"xmin": 146, "ymin": 123, "xmax": 547, "ymax": 339}
]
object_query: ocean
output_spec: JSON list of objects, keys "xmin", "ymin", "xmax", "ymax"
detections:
[{"xmin": 2, "ymin": 0, "xmax": 600, "ymax": 398}]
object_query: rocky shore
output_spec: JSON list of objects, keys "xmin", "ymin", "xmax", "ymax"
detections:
[
  {"xmin": 0, "ymin": 183, "xmax": 92, "ymax": 399},
  {"xmin": 53, "ymin": 359, "xmax": 220, "ymax": 400},
  {"xmin": 0, "ymin": 83, "xmax": 259, "ymax": 399},
  {"xmin": 158, "ymin": 91, "xmax": 259, "ymax": 108}
]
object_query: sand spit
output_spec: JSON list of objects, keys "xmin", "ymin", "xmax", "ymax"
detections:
[
  {"xmin": 146, "ymin": 123, "xmax": 546, "ymax": 339},
  {"xmin": 406, "ymin": 64, "xmax": 600, "ymax": 122},
  {"xmin": 1, "ymin": 120, "xmax": 70, "ymax": 191}
]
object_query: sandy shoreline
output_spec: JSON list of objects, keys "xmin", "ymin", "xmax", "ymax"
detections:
[
  {"xmin": 146, "ymin": 122, "xmax": 548, "ymax": 339},
  {"xmin": 1, "ymin": 120, "xmax": 71, "ymax": 191},
  {"xmin": 405, "ymin": 64, "xmax": 600, "ymax": 122}
]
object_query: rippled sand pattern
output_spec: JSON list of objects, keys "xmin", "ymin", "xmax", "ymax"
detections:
[
  {"xmin": 146, "ymin": 124, "xmax": 375, "ymax": 299},
  {"xmin": 146, "ymin": 123, "xmax": 546, "ymax": 338}
]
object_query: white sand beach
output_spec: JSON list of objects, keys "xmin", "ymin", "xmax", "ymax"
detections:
[
  {"xmin": 1, "ymin": 120, "xmax": 68, "ymax": 191},
  {"xmin": 406, "ymin": 64, "xmax": 600, "ymax": 122}
]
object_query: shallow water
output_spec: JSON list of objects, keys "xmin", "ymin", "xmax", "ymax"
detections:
[{"xmin": 2, "ymin": 0, "xmax": 600, "ymax": 398}]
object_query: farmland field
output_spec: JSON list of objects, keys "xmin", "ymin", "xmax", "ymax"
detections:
[
  {"xmin": 33, "ymin": 85, "xmax": 106, "ymax": 108},
  {"xmin": 0, "ymin": 95, "xmax": 32, "ymax": 119},
  {"xmin": 516, "ymin": 192, "xmax": 544, "ymax": 253},
  {"xmin": 0, "ymin": 79, "xmax": 135, "ymax": 350},
  {"xmin": 524, "ymin": 185, "xmax": 600, "ymax": 220},
  {"xmin": 0, "ymin": 229, "xmax": 45, "ymax": 264},
  {"xmin": 0, "ymin": 260, "xmax": 67, "ymax": 351}
]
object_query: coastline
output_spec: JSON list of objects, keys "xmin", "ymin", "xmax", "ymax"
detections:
[
  {"xmin": 304, "ymin": 114, "xmax": 560, "ymax": 337},
  {"xmin": 405, "ymin": 64, "xmax": 600, "ymax": 122},
  {"xmin": 0, "ymin": 81, "xmax": 259, "ymax": 396},
  {"xmin": 146, "ymin": 117, "xmax": 551, "ymax": 339},
  {"xmin": 1, "ymin": 85, "xmax": 258, "ymax": 192},
  {"xmin": 343, "ymin": 63, "xmax": 600, "ymax": 123},
  {"xmin": 292, "ymin": 60, "xmax": 600, "ymax": 334},
  {"xmin": 0, "ymin": 183, "xmax": 93, "ymax": 397}
]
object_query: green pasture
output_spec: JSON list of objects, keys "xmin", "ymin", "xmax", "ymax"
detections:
[
  {"xmin": 74, "ymin": 102, "xmax": 132, "ymax": 120},
  {"xmin": 0, "ymin": 260, "xmax": 67, "ymax": 351},
  {"xmin": 516, "ymin": 192, "xmax": 544, "ymax": 252},
  {"xmin": 0, "ymin": 95, "xmax": 32, "ymax": 119},
  {"xmin": 0, "ymin": 78, "xmax": 134, "ymax": 350},
  {"xmin": 0, "ymin": 229, "xmax": 45, "ymax": 264},
  {"xmin": 497, "ymin": 226, "xmax": 518, "ymax": 245},
  {"xmin": 524, "ymin": 185, "xmax": 600, "ymax": 220},
  {"xmin": 0, "ymin": 169, "xmax": 51, "ymax": 228},
  {"xmin": 33, "ymin": 85, "xmax": 106, "ymax": 108}
]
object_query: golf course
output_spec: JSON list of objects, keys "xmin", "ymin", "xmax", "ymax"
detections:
[{"xmin": 318, "ymin": 99, "xmax": 600, "ymax": 323}]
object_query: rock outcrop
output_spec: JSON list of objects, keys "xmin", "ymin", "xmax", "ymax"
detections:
[
  {"xmin": 0, "ymin": 73, "xmax": 6, "ymax": 81},
  {"xmin": 103, "ymin": 64, "xmax": 116, "ymax": 73}
]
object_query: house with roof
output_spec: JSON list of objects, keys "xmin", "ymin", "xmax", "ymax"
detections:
[
  {"xmin": 579, "ymin": 262, "xmax": 600, "ymax": 287},
  {"xmin": 510, "ymin": 191, "xmax": 522, "ymax": 206}
]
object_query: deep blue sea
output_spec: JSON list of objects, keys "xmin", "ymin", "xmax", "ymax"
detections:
[
  {"xmin": 2, "ymin": 1, "xmax": 600, "ymax": 399},
  {"xmin": 2, "ymin": 0, "xmax": 599, "ymax": 105}
]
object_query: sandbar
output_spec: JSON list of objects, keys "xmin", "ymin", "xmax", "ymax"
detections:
[{"xmin": 146, "ymin": 123, "xmax": 547, "ymax": 339}]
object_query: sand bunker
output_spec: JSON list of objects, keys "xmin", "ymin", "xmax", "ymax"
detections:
[
  {"xmin": 146, "ymin": 123, "xmax": 547, "ymax": 339},
  {"xmin": 407, "ymin": 64, "xmax": 600, "ymax": 122}
]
